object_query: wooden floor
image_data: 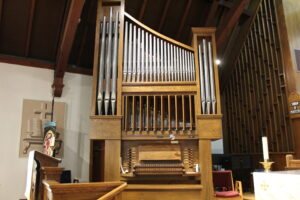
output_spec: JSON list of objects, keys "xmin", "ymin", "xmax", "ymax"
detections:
[{"xmin": 243, "ymin": 193, "xmax": 255, "ymax": 200}]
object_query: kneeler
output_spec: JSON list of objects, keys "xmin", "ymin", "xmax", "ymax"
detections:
[{"xmin": 212, "ymin": 170, "xmax": 243, "ymax": 200}]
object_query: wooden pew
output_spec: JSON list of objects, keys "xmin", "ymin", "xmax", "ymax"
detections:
[
  {"xmin": 286, "ymin": 154, "xmax": 300, "ymax": 170},
  {"xmin": 43, "ymin": 181, "xmax": 127, "ymax": 200}
]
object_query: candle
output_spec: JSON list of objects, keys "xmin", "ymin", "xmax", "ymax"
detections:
[{"xmin": 262, "ymin": 136, "xmax": 269, "ymax": 161}]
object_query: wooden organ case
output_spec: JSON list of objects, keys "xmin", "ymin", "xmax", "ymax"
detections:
[{"xmin": 90, "ymin": 1, "xmax": 222, "ymax": 200}]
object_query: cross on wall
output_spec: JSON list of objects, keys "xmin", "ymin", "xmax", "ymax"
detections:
[{"xmin": 34, "ymin": 102, "xmax": 53, "ymax": 121}]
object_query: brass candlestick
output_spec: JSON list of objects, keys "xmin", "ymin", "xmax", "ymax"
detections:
[{"xmin": 260, "ymin": 161, "xmax": 274, "ymax": 172}]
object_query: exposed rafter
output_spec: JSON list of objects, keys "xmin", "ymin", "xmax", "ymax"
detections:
[
  {"xmin": 52, "ymin": 0, "xmax": 85, "ymax": 97},
  {"xmin": 0, "ymin": 54, "xmax": 54, "ymax": 69},
  {"xmin": 176, "ymin": 0, "xmax": 192, "ymax": 40},
  {"xmin": 76, "ymin": 0, "xmax": 96, "ymax": 67},
  {"xmin": 220, "ymin": 0, "xmax": 261, "ymax": 91},
  {"xmin": 25, "ymin": 0, "xmax": 36, "ymax": 57},
  {"xmin": 138, "ymin": 0, "xmax": 148, "ymax": 21},
  {"xmin": 205, "ymin": 0, "xmax": 219, "ymax": 27},
  {"xmin": 219, "ymin": 0, "xmax": 252, "ymax": 17},
  {"xmin": 216, "ymin": 0, "xmax": 250, "ymax": 48},
  {"xmin": 158, "ymin": 0, "xmax": 171, "ymax": 32},
  {"xmin": 0, "ymin": 0, "xmax": 3, "ymax": 25}
]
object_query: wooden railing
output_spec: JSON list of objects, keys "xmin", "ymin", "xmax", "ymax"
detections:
[{"xmin": 43, "ymin": 181, "xmax": 127, "ymax": 200}]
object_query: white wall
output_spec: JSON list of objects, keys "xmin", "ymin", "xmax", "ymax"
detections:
[
  {"xmin": 212, "ymin": 139, "xmax": 224, "ymax": 154},
  {"xmin": 0, "ymin": 62, "xmax": 92, "ymax": 200}
]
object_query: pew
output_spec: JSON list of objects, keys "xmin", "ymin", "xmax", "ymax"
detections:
[
  {"xmin": 42, "ymin": 181, "xmax": 127, "ymax": 200},
  {"xmin": 286, "ymin": 154, "xmax": 300, "ymax": 170},
  {"xmin": 25, "ymin": 151, "xmax": 127, "ymax": 200}
]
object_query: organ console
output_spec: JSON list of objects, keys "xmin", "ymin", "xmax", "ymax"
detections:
[{"xmin": 90, "ymin": 1, "xmax": 222, "ymax": 200}]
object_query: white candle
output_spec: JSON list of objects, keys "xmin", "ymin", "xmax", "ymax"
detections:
[{"xmin": 262, "ymin": 136, "xmax": 269, "ymax": 161}]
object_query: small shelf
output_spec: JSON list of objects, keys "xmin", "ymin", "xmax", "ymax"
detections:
[{"xmin": 122, "ymin": 84, "xmax": 198, "ymax": 94}]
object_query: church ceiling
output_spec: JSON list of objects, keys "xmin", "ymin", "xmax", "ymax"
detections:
[{"xmin": 0, "ymin": 0, "xmax": 259, "ymax": 93}]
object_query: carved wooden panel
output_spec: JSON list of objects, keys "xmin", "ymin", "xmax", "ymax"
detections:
[
  {"xmin": 19, "ymin": 99, "xmax": 66, "ymax": 157},
  {"xmin": 223, "ymin": 0, "xmax": 293, "ymax": 154}
]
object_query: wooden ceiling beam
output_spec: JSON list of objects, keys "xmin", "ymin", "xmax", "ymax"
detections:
[
  {"xmin": 25, "ymin": 0, "xmax": 36, "ymax": 57},
  {"xmin": 176, "ymin": 0, "xmax": 192, "ymax": 40},
  {"xmin": 216, "ymin": 0, "xmax": 250, "ymax": 48},
  {"xmin": 219, "ymin": 1, "xmax": 252, "ymax": 17},
  {"xmin": 0, "ymin": 0, "xmax": 3, "ymax": 25},
  {"xmin": 138, "ymin": 0, "xmax": 148, "ymax": 21},
  {"xmin": 205, "ymin": 0, "xmax": 219, "ymax": 27},
  {"xmin": 0, "ymin": 54, "xmax": 54, "ymax": 69},
  {"xmin": 220, "ymin": 0, "xmax": 261, "ymax": 91},
  {"xmin": 76, "ymin": 0, "xmax": 96, "ymax": 67},
  {"xmin": 52, "ymin": 0, "xmax": 85, "ymax": 97},
  {"xmin": 158, "ymin": 0, "xmax": 171, "ymax": 32}
]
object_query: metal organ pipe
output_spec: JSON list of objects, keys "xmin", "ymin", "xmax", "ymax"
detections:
[
  {"xmin": 153, "ymin": 36, "xmax": 157, "ymax": 82},
  {"xmin": 132, "ymin": 25, "xmax": 137, "ymax": 82},
  {"xmin": 97, "ymin": 16, "xmax": 106, "ymax": 115},
  {"xmin": 149, "ymin": 34, "xmax": 153, "ymax": 82},
  {"xmin": 163, "ymin": 41, "xmax": 167, "ymax": 81},
  {"xmin": 123, "ymin": 21, "xmax": 128, "ymax": 82},
  {"xmin": 122, "ymin": 20, "xmax": 197, "ymax": 84},
  {"xmin": 198, "ymin": 44, "xmax": 206, "ymax": 114},
  {"xmin": 145, "ymin": 32, "xmax": 149, "ymax": 82},
  {"xmin": 208, "ymin": 42, "xmax": 216, "ymax": 114},
  {"xmin": 127, "ymin": 23, "xmax": 133, "ymax": 82},
  {"xmin": 137, "ymin": 28, "xmax": 141, "ymax": 82},
  {"xmin": 111, "ymin": 11, "xmax": 119, "ymax": 115},
  {"xmin": 141, "ymin": 29, "xmax": 145, "ymax": 82},
  {"xmin": 104, "ymin": 8, "xmax": 113, "ymax": 115}
]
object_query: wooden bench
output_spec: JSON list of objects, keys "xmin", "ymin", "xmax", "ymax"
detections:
[
  {"xmin": 286, "ymin": 154, "xmax": 300, "ymax": 170},
  {"xmin": 43, "ymin": 181, "xmax": 127, "ymax": 200}
]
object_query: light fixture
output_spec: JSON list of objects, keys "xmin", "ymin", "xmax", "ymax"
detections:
[{"xmin": 215, "ymin": 59, "xmax": 221, "ymax": 65}]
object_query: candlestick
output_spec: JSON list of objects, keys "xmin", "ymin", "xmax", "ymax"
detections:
[
  {"xmin": 262, "ymin": 136, "xmax": 269, "ymax": 161},
  {"xmin": 260, "ymin": 161, "xmax": 274, "ymax": 172}
]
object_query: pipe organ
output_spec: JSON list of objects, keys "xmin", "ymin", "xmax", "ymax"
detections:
[{"xmin": 90, "ymin": 1, "xmax": 222, "ymax": 200}]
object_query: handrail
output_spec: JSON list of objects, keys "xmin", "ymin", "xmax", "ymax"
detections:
[
  {"xmin": 124, "ymin": 12, "xmax": 194, "ymax": 51},
  {"xmin": 98, "ymin": 182, "xmax": 127, "ymax": 200}
]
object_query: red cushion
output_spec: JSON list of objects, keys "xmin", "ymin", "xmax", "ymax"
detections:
[{"xmin": 215, "ymin": 191, "xmax": 240, "ymax": 197}]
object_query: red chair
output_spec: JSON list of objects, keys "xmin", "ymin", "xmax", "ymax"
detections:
[{"xmin": 212, "ymin": 170, "xmax": 243, "ymax": 200}]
